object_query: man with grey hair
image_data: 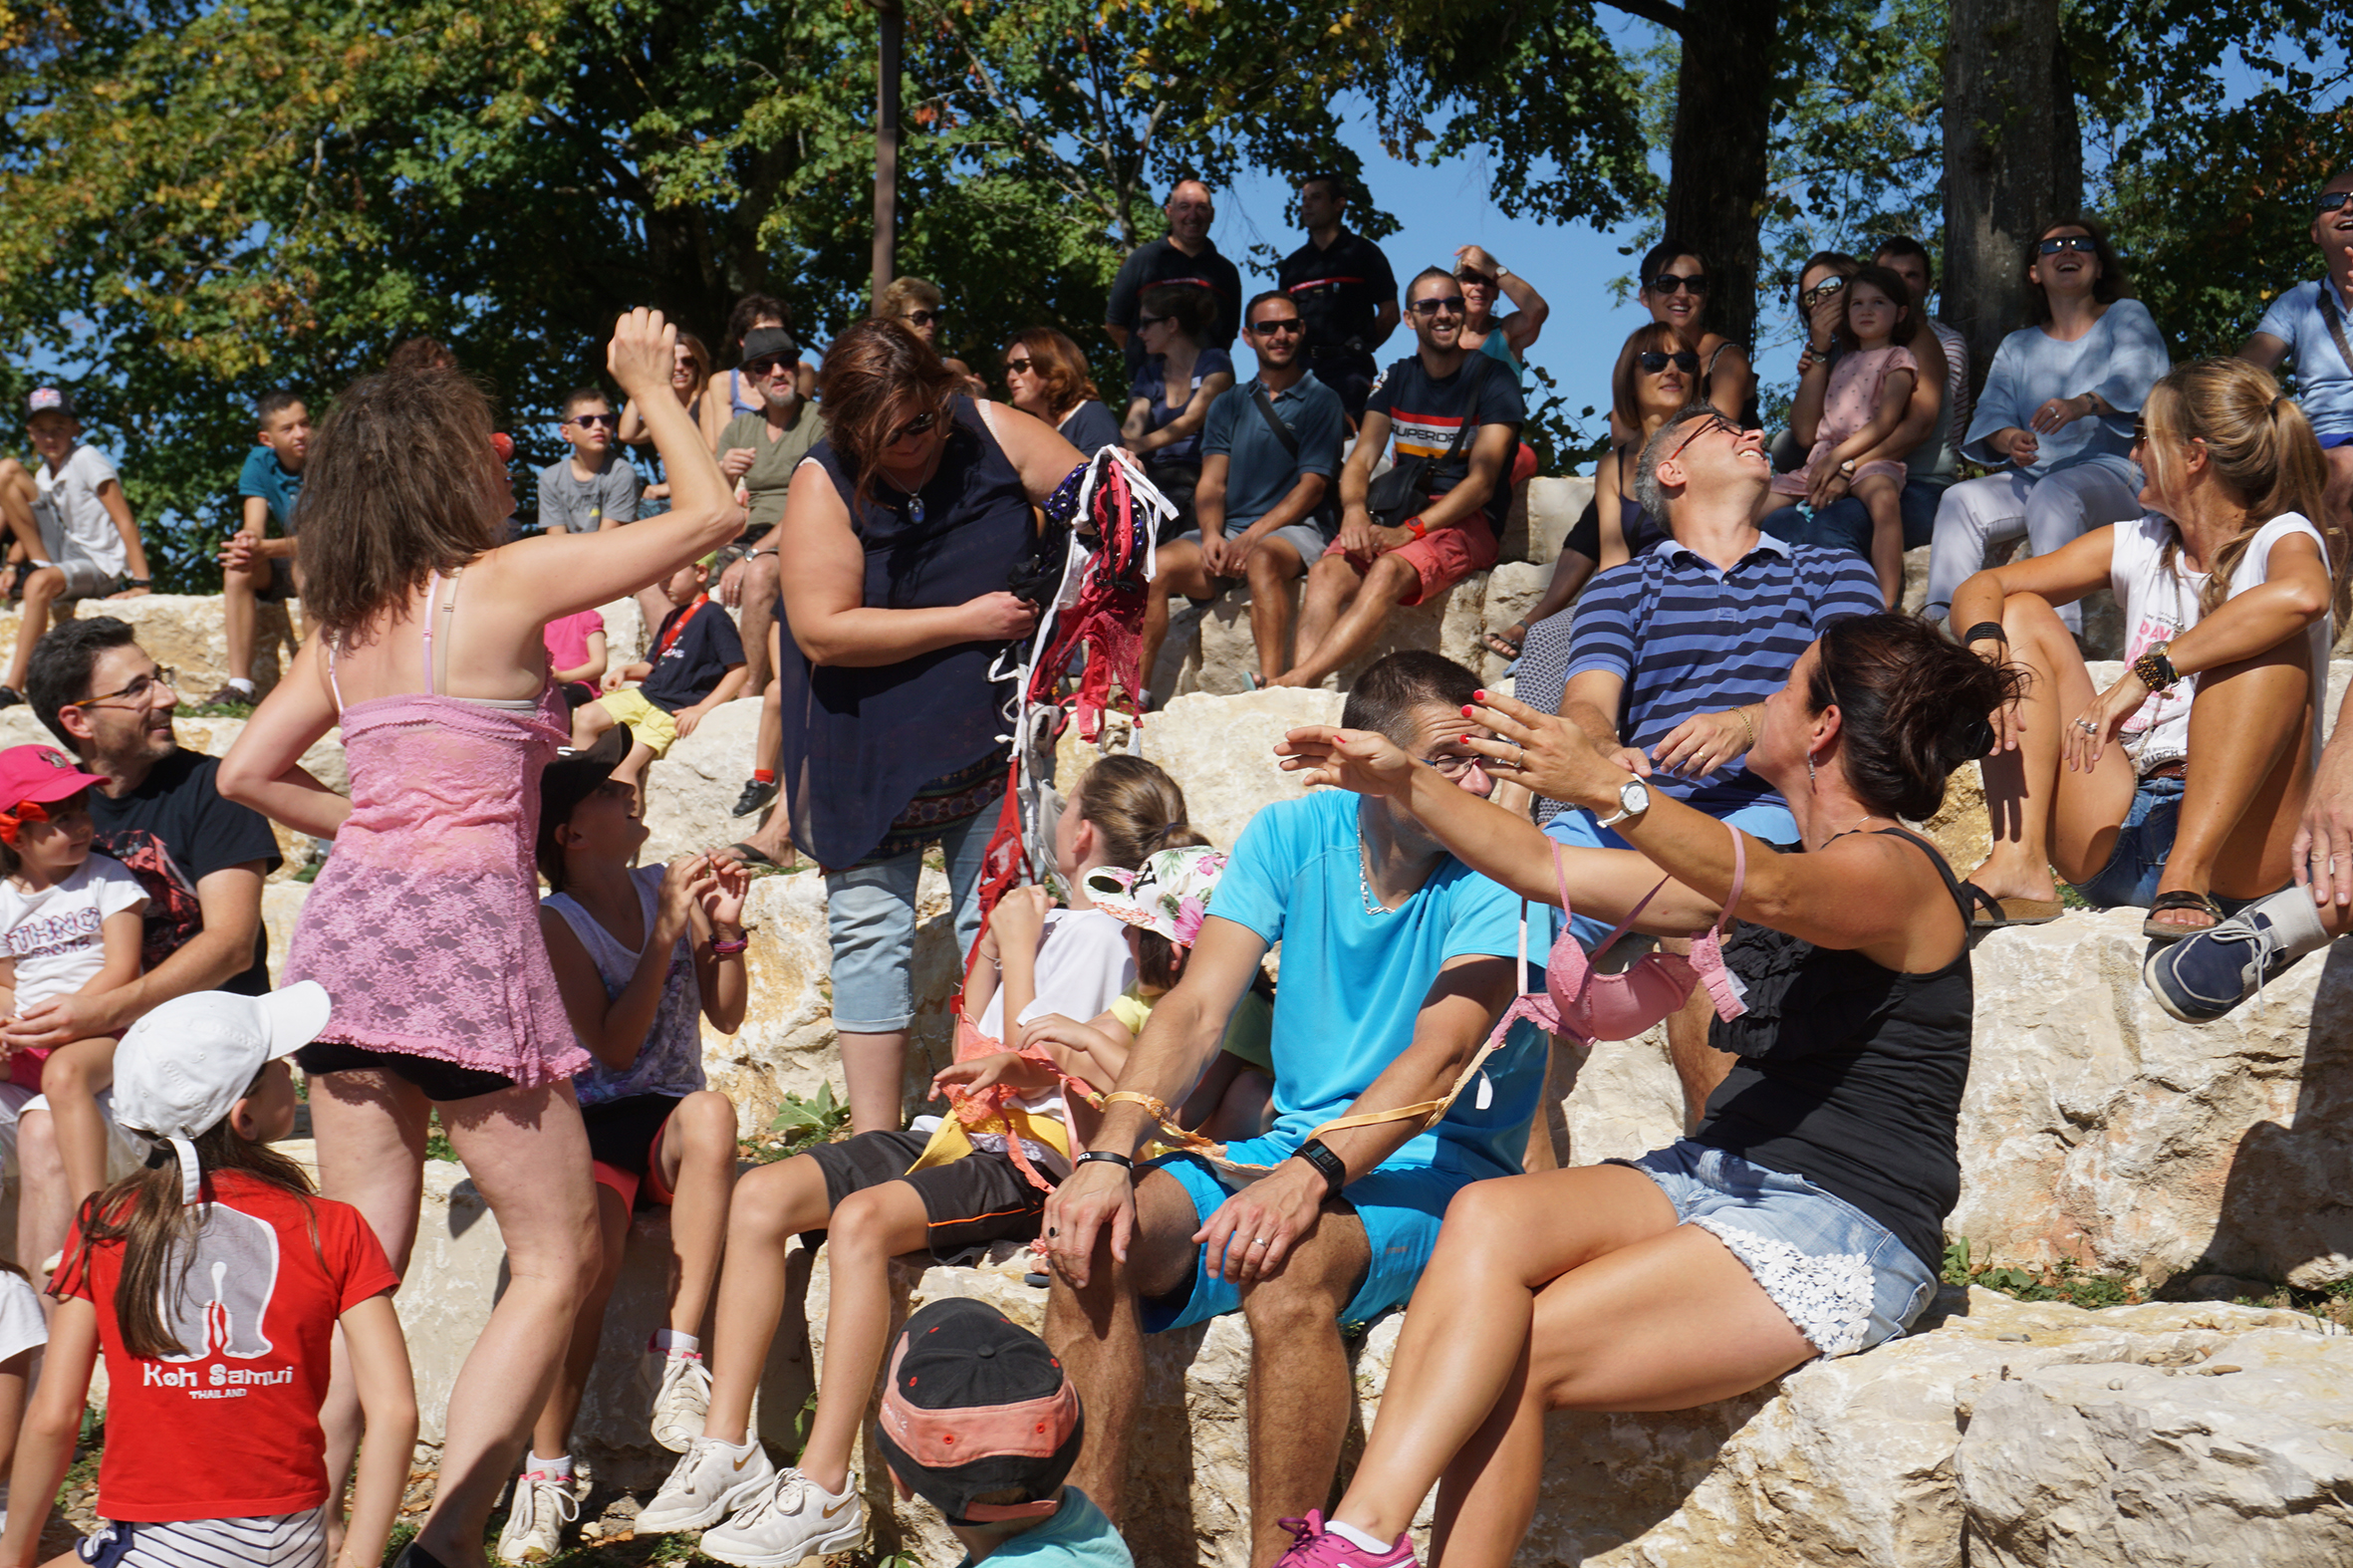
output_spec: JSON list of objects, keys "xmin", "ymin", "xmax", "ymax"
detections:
[
  {"xmin": 1105, "ymin": 178, "xmax": 1244, "ymax": 372},
  {"xmin": 1514, "ymin": 405, "xmax": 1878, "ymax": 1118}
]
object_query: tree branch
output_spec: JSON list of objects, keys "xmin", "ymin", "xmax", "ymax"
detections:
[{"xmin": 1601, "ymin": 0, "xmax": 1686, "ymax": 33}]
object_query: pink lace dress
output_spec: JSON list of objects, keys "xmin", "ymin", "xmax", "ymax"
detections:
[{"xmin": 284, "ymin": 574, "xmax": 589, "ymax": 1086}]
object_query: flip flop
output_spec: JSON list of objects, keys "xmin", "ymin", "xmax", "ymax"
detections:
[
  {"xmin": 1481, "ymin": 621, "xmax": 1528, "ymax": 660},
  {"xmin": 2143, "ymin": 889, "xmax": 2223, "ymax": 942},
  {"xmin": 1961, "ymin": 881, "xmax": 2063, "ymax": 929},
  {"xmin": 725, "ymin": 840, "xmax": 778, "ymax": 868}
]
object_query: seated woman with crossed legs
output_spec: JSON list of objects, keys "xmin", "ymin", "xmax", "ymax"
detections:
[
  {"xmin": 1950, "ymin": 357, "xmax": 2344, "ymax": 936},
  {"xmin": 1266, "ymin": 613, "xmax": 2014, "ymax": 1568}
]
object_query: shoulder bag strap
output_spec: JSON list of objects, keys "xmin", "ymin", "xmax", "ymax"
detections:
[
  {"xmin": 1247, "ymin": 382, "xmax": 1301, "ymax": 459},
  {"xmin": 2318, "ymin": 283, "xmax": 2353, "ymax": 381}
]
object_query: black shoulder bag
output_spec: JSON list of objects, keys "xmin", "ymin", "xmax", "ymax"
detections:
[{"xmin": 1363, "ymin": 355, "xmax": 1495, "ymax": 530}]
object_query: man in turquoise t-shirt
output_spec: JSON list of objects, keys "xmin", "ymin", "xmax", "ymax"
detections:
[
  {"xmin": 209, "ymin": 390, "xmax": 310, "ymax": 705},
  {"xmin": 1039, "ymin": 650, "xmax": 1541, "ymax": 1566}
]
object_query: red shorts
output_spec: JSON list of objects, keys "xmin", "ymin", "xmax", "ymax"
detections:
[
  {"xmin": 1323, "ymin": 507, "xmax": 1501, "ymax": 607},
  {"xmin": 584, "ymin": 1093, "xmax": 686, "ymax": 1210}
]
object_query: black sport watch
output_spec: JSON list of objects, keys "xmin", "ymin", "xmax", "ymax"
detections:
[{"xmin": 1292, "ymin": 1138, "xmax": 1347, "ymax": 1197}]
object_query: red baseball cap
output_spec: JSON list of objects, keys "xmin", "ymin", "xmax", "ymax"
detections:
[{"xmin": 0, "ymin": 745, "xmax": 109, "ymax": 810}]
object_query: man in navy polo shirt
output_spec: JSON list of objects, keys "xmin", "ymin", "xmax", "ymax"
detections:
[
  {"xmin": 1546, "ymin": 403, "xmax": 1879, "ymax": 1115},
  {"xmin": 1104, "ymin": 179, "xmax": 1244, "ymax": 373},
  {"xmin": 1141, "ymin": 290, "xmax": 1347, "ymax": 689},
  {"xmin": 1277, "ymin": 171, "xmax": 1400, "ymax": 420}
]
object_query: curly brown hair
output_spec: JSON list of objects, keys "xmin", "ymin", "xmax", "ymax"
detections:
[
  {"xmin": 1004, "ymin": 327, "xmax": 1100, "ymax": 419},
  {"xmin": 816, "ymin": 320, "xmax": 965, "ymax": 516},
  {"xmin": 296, "ymin": 367, "xmax": 503, "ymax": 644}
]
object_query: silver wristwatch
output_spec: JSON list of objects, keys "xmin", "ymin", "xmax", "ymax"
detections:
[{"xmin": 1597, "ymin": 778, "xmax": 1652, "ymax": 828}]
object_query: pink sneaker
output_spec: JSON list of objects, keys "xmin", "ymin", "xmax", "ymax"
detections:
[{"xmin": 1270, "ymin": 1511, "xmax": 1418, "ymax": 1568}]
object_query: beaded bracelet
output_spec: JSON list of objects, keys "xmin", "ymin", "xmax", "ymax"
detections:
[{"xmin": 709, "ymin": 937, "xmax": 749, "ymax": 957}]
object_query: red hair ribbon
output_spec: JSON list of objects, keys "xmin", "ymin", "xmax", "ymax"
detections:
[{"xmin": 0, "ymin": 799, "xmax": 50, "ymax": 847}]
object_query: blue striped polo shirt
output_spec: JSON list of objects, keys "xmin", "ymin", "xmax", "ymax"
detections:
[{"xmin": 1563, "ymin": 533, "xmax": 1882, "ymax": 813}]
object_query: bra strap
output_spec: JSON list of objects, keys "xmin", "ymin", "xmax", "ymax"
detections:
[{"xmin": 325, "ymin": 639, "xmax": 345, "ymax": 714}]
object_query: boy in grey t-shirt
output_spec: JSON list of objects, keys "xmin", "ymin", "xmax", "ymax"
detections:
[{"xmin": 536, "ymin": 387, "xmax": 642, "ymax": 534}]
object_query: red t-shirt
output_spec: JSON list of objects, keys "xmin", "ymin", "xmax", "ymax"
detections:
[{"xmin": 52, "ymin": 1171, "xmax": 399, "ymax": 1521}]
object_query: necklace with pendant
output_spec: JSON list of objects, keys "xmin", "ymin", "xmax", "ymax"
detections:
[{"xmin": 1357, "ymin": 811, "xmax": 1396, "ymax": 916}]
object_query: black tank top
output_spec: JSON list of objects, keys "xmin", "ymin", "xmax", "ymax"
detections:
[
  {"xmin": 778, "ymin": 396, "xmax": 1033, "ymax": 866},
  {"xmin": 1694, "ymin": 827, "xmax": 1972, "ymax": 1270}
]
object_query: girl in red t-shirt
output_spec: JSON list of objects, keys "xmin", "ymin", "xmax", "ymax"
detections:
[{"xmin": 0, "ymin": 986, "xmax": 415, "ymax": 1568}]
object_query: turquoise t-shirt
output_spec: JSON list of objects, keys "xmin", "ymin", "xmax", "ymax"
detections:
[
  {"xmin": 1206, "ymin": 789, "xmax": 1543, "ymax": 1180},
  {"xmin": 956, "ymin": 1487, "xmax": 1132, "ymax": 1568},
  {"xmin": 236, "ymin": 445, "xmax": 303, "ymax": 532}
]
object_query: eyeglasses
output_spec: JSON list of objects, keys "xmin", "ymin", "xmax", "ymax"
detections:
[
  {"xmin": 1408, "ymin": 295, "xmax": 1467, "ymax": 317},
  {"xmin": 1798, "ymin": 275, "xmax": 1847, "ymax": 310},
  {"xmin": 1421, "ymin": 750, "xmax": 1485, "ymax": 779},
  {"xmin": 741, "ymin": 358, "xmax": 792, "ymax": 379},
  {"xmin": 1003, "ymin": 356, "xmax": 1035, "ymax": 375},
  {"xmin": 1662, "ymin": 412, "xmax": 1736, "ymax": 468},
  {"xmin": 1637, "ymin": 350, "xmax": 1700, "ymax": 375},
  {"xmin": 1649, "ymin": 271, "xmax": 1707, "ymax": 296},
  {"xmin": 2318, "ymin": 191, "xmax": 2351, "ymax": 212},
  {"xmin": 1250, "ymin": 318, "xmax": 1304, "ymax": 336},
  {"xmin": 570, "ymin": 413, "xmax": 617, "ymax": 429},
  {"xmin": 889, "ymin": 409, "xmax": 940, "ymax": 444},
  {"xmin": 1137, "ymin": 314, "xmax": 1172, "ymax": 330},
  {"xmin": 2037, "ymin": 234, "xmax": 2097, "ymax": 255},
  {"xmin": 71, "ymin": 666, "xmax": 177, "ymax": 709},
  {"xmin": 902, "ymin": 309, "xmax": 940, "ymax": 328}
]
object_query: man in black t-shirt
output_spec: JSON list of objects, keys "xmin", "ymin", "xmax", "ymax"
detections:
[
  {"xmin": 1271, "ymin": 268, "xmax": 1524, "ymax": 691},
  {"xmin": 20, "ymin": 616, "xmax": 283, "ymax": 1268},
  {"xmin": 1104, "ymin": 179, "xmax": 1245, "ymax": 372},
  {"xmin": 575, "ymin": 554, "xmax": 749, "ymax": 788},
  {"xmin": 1276, "ymin": 172, "xmax": 1401, "ymax": 420}
]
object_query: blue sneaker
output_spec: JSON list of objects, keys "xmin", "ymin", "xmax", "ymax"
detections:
[{"xmin": 2143, "ymin": 908, "xmax": 2302, "ymax": 1023}]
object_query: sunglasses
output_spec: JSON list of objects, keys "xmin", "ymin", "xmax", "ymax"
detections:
[
  {"xmin": 570, "ymin": 413, "xmax": 617, "ymax": 429},
  {"xmin": 902, "ymin": 309, "xmax": 940, "ymax": 328},
  {"xmin": 2319, "ymin": 191, "xmax": 2351, "ymax": 213},
  {"xmin": 2037, "ymin": 234, "xmax": 2097, "ymax": 255},
  {"xmin": 71, "ymin": 666, "xmax": 177, "ymax": 709},
  {"xmin": 1662, "ymin": 412, "xmax": 1736, "ymax": 468},
  {"xmin": 890, "ymin": 409, "xmax": 941, "ymax": 444},
  {"xmin": 741, "ymin": 358, "xmax": 793, "ymax": 379},
  {"xmin": 1003, "ymin": 356, "xmax": 1035, "ymax": 375},
  {"xmin": 1250, "ymin": 318, "xmax": 1304, "ymax": 336},
  {"xmin": 1649, "ymin": 271, "xmax": 1707, "ymax": 296},
  {"xmin": 1637, "ymin": 350, "xmax": 1699, "ymax": 375},
  {"xmin": 1137, "ymin": 313, "xmax": 1172, "ymax": 330},
  {"xmin": 1409, "ymin": 294, "xmax": 1467, "ymax": 316},
  {"xmin": 1799, "ymin": 275, "xmax": 1847, "ymax": 310}
]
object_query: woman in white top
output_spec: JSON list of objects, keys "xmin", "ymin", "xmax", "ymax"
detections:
[{"xmin": 1950, "ymin": 357, "xmax": 2346, "ymax": 936}]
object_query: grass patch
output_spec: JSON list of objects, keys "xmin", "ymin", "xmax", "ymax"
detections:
[
  {"xmin": 425, "ymin": 1113, "xmax": 456, "ymax": 1165},
  {"xmin": 178, "ymin": 700, "xmax": 255, "ymax": 719},
  {"xmin": 742, "ymin": 1084, "xmax": 852, "ymax": 1165},
  {"xmin": 1944, "ymin": 1237, "xmax": 2140, "ymax": 1310}
]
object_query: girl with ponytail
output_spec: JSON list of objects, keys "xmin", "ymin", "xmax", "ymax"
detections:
[
  {"xmin": 0, "ymin": 984, "xmax": 415, "ymax": 1568},
  {"xmin": 1948, "ymin": 356, "xmax": 2340, "ymax": 938},
  {"xmin": 1268, "ymin": 613, "xmax": 2017, "ymax": 1567}
]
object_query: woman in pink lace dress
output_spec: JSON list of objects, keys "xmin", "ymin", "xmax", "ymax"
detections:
[{"xmin": 220, "ymin": 311, "xmax": 743, "ymax": 1568}]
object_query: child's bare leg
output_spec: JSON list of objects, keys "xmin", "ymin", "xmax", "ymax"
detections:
[
  {"xmin": 614, "ymin": 738, "xmax": 657, "ymax": 808},
  {"xmin": 529, "ymin": 1185, "xmax": 634, "ymax": 1461},
  {"xmin": 39, "ymin": 1038, "xmax": 116, "ymax": 1206},
  {"xmin": 1176, "ymin": 1052, "xmax": 1243, "ymax": 1131},
  {"xmin": 1208, "ymin": 1066, "xmax": 1275, "ymax": 1142},
  {"xmin": 1855, "ymin": 474, "xmax": 1906, "ymax": 609},
  {"xmin": 796, "ymin": 1181, "xmax": 932, "ymax": 1492},
  {"xmin": 6, "ymin": 568, "xmax": 64, "ymax": 692},
  {"xmin": 572, "ymin": 699, "xmax": 617, "ymax": 751},
  {"xmin": 653, "ymin": 1091, "xmax": 738, "ymax": 1333},
  {"xmin": 702, "ymin": 1155, "xmax": 837, "ymax": 1443}
]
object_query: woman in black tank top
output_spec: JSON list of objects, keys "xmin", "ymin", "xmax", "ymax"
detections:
[{"xmin": 1269, "ymin": 613, "xmax": 2021, "ymax": 1568}]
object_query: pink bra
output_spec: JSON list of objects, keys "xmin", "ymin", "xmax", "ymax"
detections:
[{"xmin": 1492, "ymin": 823, "xmax": 1751, "ymax": 1052}]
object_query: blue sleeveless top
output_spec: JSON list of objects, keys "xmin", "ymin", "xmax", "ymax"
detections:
[{"xmin": 778, "ymin": 396, "xmax": 1034, "ymax": 866}]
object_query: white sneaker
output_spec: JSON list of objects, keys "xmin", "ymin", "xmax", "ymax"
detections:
[
  {"xmin": 635, "ymin": 1437, "xmax": 777, "ymax": 1534},
  {"xmin": 495, "ymin": 1469, "xmax": 580, "ymax": 1564},
  {"xmin": 699, "ymin": 1468, "xmax": 865, "ymax": 1568},
  {"xmin": 649, "ymin": 1349, "xmax": 713, "ymax": 1453}
]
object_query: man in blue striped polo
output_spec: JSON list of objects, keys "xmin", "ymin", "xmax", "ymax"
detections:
[{"xmin": 1549, "ymin": 404, "xmax": 1881, "ymax": 1114}]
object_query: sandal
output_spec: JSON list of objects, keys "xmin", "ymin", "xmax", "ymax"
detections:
[
  {"xmin": 1961, "ymin": 881, "xmax": 2062, "ymax": 929},
  {"xmin": 2143, "ymin": 889, "xmax": 2223, "ymax": 942},
  {"xmin": 1481, "ymin": 619, "xmax": 1529, "ymax": 660},
  {"xmin": 724, "ymin": 840, "xmax": 778, "ymax": 868}
]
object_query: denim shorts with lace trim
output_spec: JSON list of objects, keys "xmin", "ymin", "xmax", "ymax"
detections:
[{"xmin": 1612, "ymin": 1141, "xmax": 1936, "ymax": 1358}]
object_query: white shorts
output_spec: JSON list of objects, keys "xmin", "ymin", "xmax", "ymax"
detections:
[
  {"xmin": 0, "ymin": 1082, "xmax": 143, "ymax": 1182},
  {"xmin": 78, "ymin": 1508, "xmax": 327, "ymax": 1568}
]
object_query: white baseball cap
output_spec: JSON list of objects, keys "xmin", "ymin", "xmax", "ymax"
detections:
[{"xmin": 111, "ymin": 982, "xmax": 334, "ymax": 1204}]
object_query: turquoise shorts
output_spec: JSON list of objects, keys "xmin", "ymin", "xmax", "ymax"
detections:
[{"xmin": 1140, "ymin": 1139, "xmax": 1481, "ymax": 1334}]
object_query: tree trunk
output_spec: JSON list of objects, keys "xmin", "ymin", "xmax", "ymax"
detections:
[
  {"xmin": 1943, "ymin": 0, "xmax": 2081, "ymax": 398},
  {"xmin": 1660, "ymin": 0, "xmax": 1779, "ymax": 361}
]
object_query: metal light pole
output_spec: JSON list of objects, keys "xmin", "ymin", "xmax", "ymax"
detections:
[{"xmin": 872, "ymin": 0, "xmax": 902, "ymax": 308}]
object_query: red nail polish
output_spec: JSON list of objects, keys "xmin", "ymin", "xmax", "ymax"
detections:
[{"xmin": 1473, "ymin": 689, "xmax": 1487, "ymax": 701}]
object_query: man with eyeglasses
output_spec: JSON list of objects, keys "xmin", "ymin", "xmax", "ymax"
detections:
[
  {"xmin": 1276, "ymin": 171, "xmax": 1400, "ymax": 419},
  {"xmin": 13, "ymin": 617, "xmax": 280, "ymax": 1268},
  {"xmin": 535, "ymin": 386, "xmax": 643, "ymax": 537},
  {"xmin": 1270, "ymin": 268, "xmax": 1522, "ymax": 691},
  {"xmin": 715, "ymin": 325, "xmax": 827, "ymax": 700},
  {"xmin": 1141, "ymin": 291, "xmax": 1347, "ymax": 688},
  {"xmin": 205, "ymin": 389, "xmax": 312, "ymax": 706},
  {"xmin": 1104, "ymin": 178, "xmax": 1244, "ymax": 373},
  {"xmin": 2240, "ymin": 165, "xmax": 2353, "ymax": 533},
  {"xmin": 1532, "ymin": 403, "xmax": 1879, "ymax": 1125}
]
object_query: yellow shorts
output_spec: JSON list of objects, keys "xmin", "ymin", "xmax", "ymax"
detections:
[{"xmin": 597, "ymin": 688, "xmax": 678, "ymax": 759}]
